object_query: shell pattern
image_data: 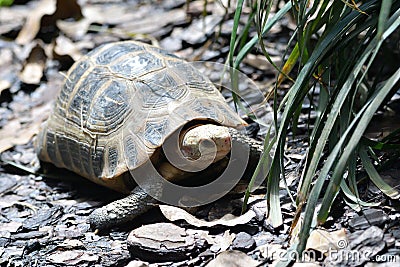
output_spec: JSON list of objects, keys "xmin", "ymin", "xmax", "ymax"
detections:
[{"xmin": 35, "ymin": 41, "xmax": 244, "ymax": 193}]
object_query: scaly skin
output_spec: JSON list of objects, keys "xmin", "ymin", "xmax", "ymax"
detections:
[
  {"xmin": 88, "ymin": 127, "xmax": 264, "ymax": 231},
  {"xmin": 88, "ymin": 182, "xmax": 161, "ymax": 230},
  {"xmin": 228, "ymin": 128, "xmax": 264, "ymax": 160}
]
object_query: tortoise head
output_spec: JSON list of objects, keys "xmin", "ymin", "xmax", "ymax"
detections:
[{"xmin": 180, "ymin": 124, "xmax": 231, "ymax": 164}]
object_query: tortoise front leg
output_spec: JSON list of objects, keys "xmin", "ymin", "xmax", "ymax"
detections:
[{"xmin": 88, "ymin": 185, "xmax": 159, "ymax": 231}]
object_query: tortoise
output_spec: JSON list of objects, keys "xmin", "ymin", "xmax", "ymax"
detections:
[{"xmin": 35, "ymin": 41, "xmax": 263, "ymax": 230}]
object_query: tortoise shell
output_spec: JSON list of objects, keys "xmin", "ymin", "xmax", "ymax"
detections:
[{"xmin": 35, "ymin": 41, "xmax": 244, "ymax": 193}]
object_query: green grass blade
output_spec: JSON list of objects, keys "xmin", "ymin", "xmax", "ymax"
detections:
[
  {"xmin": 341, "ymin": 179, "xmax": 381, "ymax": 210},
  {"xmin": 294, "ymin": 2, "xmax": 400, "ymax": 255},
  {"xmin": 362, "ymin": 137, "xmax": 400, "ymax": 151},
  {"xmin": 346, "ymin": 151, "xmax": 359, "ymax": 198},
  {"xmin": 255, "ymin": 1, "xmax": 287, "ymax": 80},
  {"xmin": 296, "ymin": 1, "xmax": 400, "ymax": 205},
  {"xmin": 296, "ymin": 96, "xmax": 371, "ymax": 256},
  {"xmin": 270, "ymin": 1, "xmax": 379, "ymax": 229},
  {"xmin": 318, "ymin": 67, "xmax": 400, "ymax": 223},
  {"xmin": 233, "ymin": 1, "xmax": 292, "ymax": 68},
  {"xmin": 266, "ymin": 159, "xmax": 284, "ymax": 227},
  {"xmin": 316, "ymin": 9, "xmax": 400, "ymax": 221},
  {"xmin": 277, "ymin": 42, "xmax": 299, "ymax": 86},
  {"xmin": 359, "ymin": 147, "xmax": 400, "ymax": 199},
  {"xmin": 242, "ymin": 126, "xmax": 276, "ymax": 213},
  {"xmin": 0, "ymin": 0, "xmax": 13, "ymax": 6},
  {"xmin": 378, "ymin": 0, "xmax": 392, "ymax": 39},
  {"xmin": 228, "ymin": 0, "xmax": 245, "ymax": 66},
  {"xmin": 295, "ymin": 1, "xmax": 379, "ymax": 204}
]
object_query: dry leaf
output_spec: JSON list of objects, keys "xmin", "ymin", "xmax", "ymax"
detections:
[
  {"xmin": 0, "ymin": 5, "xmax": 28, "ymax": 36},
  {"xmin": 0, "ymin": 47, "xmax": 17, "ymax": 95},
  {"xmin": 50, "ymin": 35, "xmax": 82, "ymax": 68},
  {"xmin": 58, "ymin": 239, "xmax": 85, "ymax": 250},
  {"xmin": 159, "ymin": 205, "xmax": 256, "ymax": 227},
  {"xmin": 243, "ymin": 54, "xmax": 279, "ymax": 74},
  {"xmin": 16, "ymin": 0, "xmax": 82, "ymax": 45},
  {"xmin": 117, "ymin": 8, "xmax": 186, "ymax": 36},
  {"xmin": 2, "ymin": 221, "xmax": 23, "ymax": 233},
  {"xmin": 56, "ymin": 5, "xmax": 106, "ymax": 40},
  {"xmin": 306, "ymin": 228, "xmax": 348, "ymax": 254},
  {"xmin": 186, "ymin": 0, "xmax": 218, "ymax": 16},
  {"xmin": 83, "ymin": 4, "xmax": 139, "ymax": 25},
  {"xmin": 56, "ymin": 19, "xmax": 92, "ymax": 41},
  {"xmin": 0, "ymin": 47, "xmax": 13, "ymax": 70},
  {"xmin": 46, "ymin": 250, "xmax": 99, "ymax": 265},
  {"xmin": 128, "ymin": 223, "xmax": 196, "ymax": 251},
  {"xmin": 57, "ymin": 4, "xmax": 186, "ymax": 41},
  {"xmin": 0, "ymin": 102, "xmax": 52, "ymax": 153},
  {"xmin": 57, "ymin": 5, "xmax": 150, "ymax": 40},
  {"xmin": 0, "ymin": 80, "xmax": 12, "ymax": 95},
  {"xmin": 19, "ymin": 42, "xmax": 46, "ymax": 84},
  {"xmin": 0, "ymin": 72, "xmax": 61, "ymax": 153}
]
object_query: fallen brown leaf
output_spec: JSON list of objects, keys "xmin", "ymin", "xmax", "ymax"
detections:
[
  {"xmin": 0, "ymin": 71, "xmax": 62, "ymax": 153},
  {"xmin": 50, "ymin": 35, "xmax": 82, "ymax": 68},
  {"xmin": 0, "ymin": 101, "xmax": 52, "ymax": 153},
  {"xmin": 0, "ymin": 5, "xmax": 28, "ymax": 36},
  {"xmin": 0, "ymin": 80, "xmax": 12, "ymax": 96},
  {"xmin": 46, "ymin": 250, "xmax": 99, "ymax": 265},
  {"xmin": 57, "ymin": 4, "xmax": 148, "ymax": 40},
  {"xmin": 0, "ymin": 47, "xmax": 17, "ymax": 95},
  {"xmin": 243, "ymin": 54, "xmax": 279, "ymax": 74},
  {"xmin": 306, "ymin": 228, "xmax": 348, "ymax": 254},
  {"xmin": 115, "ymin": 8, "xmax": 186, "ymax": 38},
  {"xmin": 159, "ymin": 205, "xmax": 256, "ymax": 227},
  {"xmin": 19, "ymin": 42, "xmax": 46, "ymax": 85},
  {"xmin": 16, "ymin": 0, "xmax": 82, "ymax": 45}
]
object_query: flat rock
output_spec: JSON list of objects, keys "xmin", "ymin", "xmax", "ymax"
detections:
[
  {"xmin": 349, "ymin": 226, "xmax": 384, "ymax": 249},
  {"xmin": 12, "ymin": 230, "xmax": 48, "ymax": 240},
  {"xmin": 1, "ymin": 221, "xmax": 22, "ymax": 233},
  {"xmin": 22, "ymin": 206, "xmax": 63, "ymax": 230},
  {"xmin": 160, "ymin": 36, "xmax": 182, "ymax": 52},
  {"xmin": 127, "ymin": 222, "xmax": 207, "ymax": 262},
  {"xmin": 0, "ymin": 231, "xmax": 11, "ymax": 247},
  {"xmin": 232, "ymin": 232, "xmax": 256, "ymax": 251},
  {"xmin": 348, "ymin": 209, "xmax": 389, "ymax": 230},
  {"xmin": 0, "ymin": 174, "xmax": 17, "ymax": 194},
  {"xmin": 330, "ymin": 226, "xmax": 387, "ymax": 265},
  {"xmin": 181, "ymin": 15, "xmax": 222, "ymax": 46}
]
